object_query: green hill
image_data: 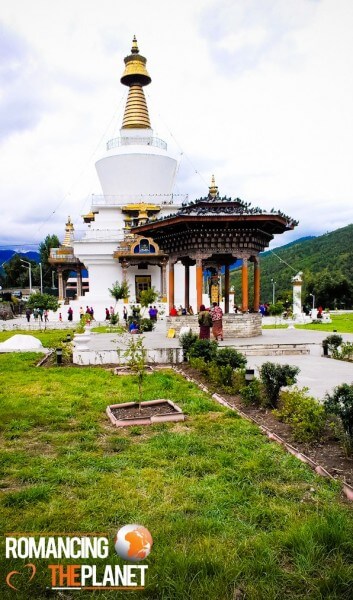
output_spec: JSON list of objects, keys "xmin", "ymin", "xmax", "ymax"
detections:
[{"xmin": 230, "ymin": 224, "xmax": 353, "ymax": 309}]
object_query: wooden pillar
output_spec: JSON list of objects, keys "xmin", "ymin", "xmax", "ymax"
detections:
[
  {"xmin": 160, "ymin": 259, "xmax": 167, "ymax": 302},
  {"xmin": 196, "ymin": 258, "xmax": 203, "ymax": 310},
  {"xmin": 184, "ymin": 264, "xmax": 190, "ymax": 309},
  {"xmin": 224, "ymin": 264, "xmax": 230, "ymax": 313},
  {"xmin": 241, "ymin": 258, "xmax": 249, "ymax": 312},
  {"xmin": 253, "ymin": 257, "xmax": 260, "ymax": 312},
  {"xmin": 58, "ymin": 268, "xmax": 64, "ymax": 301},
  {"xmin": 168, "ymin": 261, "xmax": 175, "ymax": 311}
]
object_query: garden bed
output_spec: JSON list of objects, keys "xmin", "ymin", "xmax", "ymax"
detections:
[
  {"xmin": 107, "ymin": 399, "xmax": 185, "ymax": 427},
  {"xmin": 178, "ymin": 364, "xmax": 353, "ymax": 490}
]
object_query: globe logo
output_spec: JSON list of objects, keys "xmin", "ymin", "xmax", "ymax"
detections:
[{"xmin": 114, "ymin": 524, "xmax": 153, "ymax": 562}]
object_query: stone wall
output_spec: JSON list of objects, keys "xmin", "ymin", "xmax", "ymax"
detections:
[{"xmin": 166, "ymin": 313, "xmax": 262, "ymax": 338}]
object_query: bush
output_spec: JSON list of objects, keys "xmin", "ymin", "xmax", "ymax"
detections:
[
  {"xmin": 189, "ymin": 339, "xmax": 218, "ymax": 363},
  {"xmin": 259, "ymin": 362, "xmax": 300, "ymax": 408},
  {"xmin": 323, "ymin": 334, "xmax": 343, "ymax": 353},
  {"xmin": 275, "ymin": 387, "xmax": 326, "ymax": 442},
  {"xmin": 207, "ymin": 363, "xmax": 234, "ymax": 389},
  {"xmin": 139, "ymin": 318, "xmax": 154, "ymax": 332},
  {"xmin": 214, "ymin": 347, "xmax": 247, "ymax": 370},
  {"xmin": 240, "ymin": 378, "xmax": 263, "ymax": 406},
  {"xmin": 334, "ymin": 342, "xmax": 353, "ymax": 361},
  {"xmin": 324, "ymin": 383, "xmax": 353, "ymax": 454},
  {"xmin": 179, "ymin": 330, "xmax": 199, "ymax": 359},
  {"xmin": 189, "ymin": 356, "xmax": 209, "ymax": 375}
]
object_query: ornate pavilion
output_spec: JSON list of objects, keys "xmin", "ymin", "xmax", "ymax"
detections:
[{"xmin": 133, "ymin": 176, "xmax": 298, "ymax": 312}]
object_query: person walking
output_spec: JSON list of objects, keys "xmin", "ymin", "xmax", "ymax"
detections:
[
  {"xmin": 105, "ymin": 307, "xmax": 110, "ymax": 320},
  {"xmin": 198, "ymin": 304, "xmax": 212, "ymax": 339},
  {"xmin": 44, "ymin": 309, "xmax": 49, "ymax": 322},
  {"xmin": 25, "ymin": 308, "xmax": 31, "ymax": 323},
  {"xmin": 123, "ymin": 306, "xmax": 128, "ymax": 324},
  {"xmin": 68, "ymin": 307, "xmax": 73, "ymax": 321},
  {"xmin": 211, "ymin": 302, "xmax": 223, "ymax": 341}
]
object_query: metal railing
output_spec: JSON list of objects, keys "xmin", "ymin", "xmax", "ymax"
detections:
[
  {"xmin": 106, "ymin": 136, "xmax": 167, "ymax": 151},
  {"xmin": 90, "ymin": 194, "xmax": 188, "ymax": 207}
]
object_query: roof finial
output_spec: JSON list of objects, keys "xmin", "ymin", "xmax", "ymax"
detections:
[
  {"xmin": 131, "ymin": 35, "xmax": 139, "ymax": 54},
  {"xmin": 209, "ymin": 174, "xmax": 218, "ymax": 199}
]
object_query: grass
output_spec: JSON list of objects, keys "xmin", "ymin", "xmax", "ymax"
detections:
[
  {"xmin": 262, "ymin": 313, "xmax": 353, "ymax": 334},
  {"xmin": 1, "ymin": 354, "xmax": 353, "ymax": 598}
]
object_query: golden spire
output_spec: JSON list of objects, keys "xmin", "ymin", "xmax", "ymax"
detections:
[
  {"xmin": 209, "ymin": 174, "xmax": 218, "ymax": 198},
  {"xmin": 62, "ymin": 216, "xmax": 74, "ymax": 247},
  {"xmin": 120, "ymin": 36, "xmax": 152, "ymax": 129}
]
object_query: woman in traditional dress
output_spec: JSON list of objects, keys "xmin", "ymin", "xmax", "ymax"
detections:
[
  {"xmin": 211, "ymin": 302, "xmax": 224, "ymax": 341},
  {"xmin": 198, "ymin": 304, "xmax": 212, "ymax": 339}
]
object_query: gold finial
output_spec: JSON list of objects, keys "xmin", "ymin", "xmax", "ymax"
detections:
[
  {"xmin": 120, "ymin": 38, "xmax": 152, "ymax": 129},
  {"xmin": 62, "ymin": 216, "xmax": 74, "ymax": 247},
  {"xmin": 209, "ymin": 174, "xmax": 218, "ymax": 198},
  {"xmin": 131, "ymin": 35, "xmax": 139, "ymax": 54}
]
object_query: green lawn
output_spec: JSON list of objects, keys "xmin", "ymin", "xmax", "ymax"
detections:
[
  {"xmin": 1, "ymin": 351, "xmax": 353, "ymax": 598},
  {"xmin": 262, "ymin": 313, "xmax": 353, "ymax": 334}
]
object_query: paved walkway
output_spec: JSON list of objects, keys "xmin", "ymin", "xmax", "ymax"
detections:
[{"xmin": 2, "ymin": 315, "xmax": 353, "ymax": 401}]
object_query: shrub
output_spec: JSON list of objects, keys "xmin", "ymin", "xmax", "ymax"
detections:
[
  {"xmin": 231, "ymin": 369, "xmax": 246, "ymax": 394},
  {"xmin": 240, "ymin": 378, "xmax": 263, "ymax": 406},
  {"xmin": 323, "ymin": 334, "xmax": 343, "ymax": 353},
  {"xmin": 139, "ymin": 318, "xmax": 154, "ymax": 332},
  {"xmin": 259, "ymin": 362, "xmax": 300, "ymax": 408},
  {"xmin": 335, "ymin": 342, "xmax": 353, "ymax": 361},
  {"xmin": 324, "ymin": 383, "xmax": 353, "ymax": 454},
  {"xmin": 207, "ymin": 363, "xmax": 234, "ymax": 389},
  {"xmin": 110, "ymin": 313, "xmax": 119, "ymax": 325},
  {"xmin": 179, "ymin": 330, "xmax": 199, "ymax": 359},
  {"xmin": 214, "ymin": 347, "xmax": 247, "ymax": 370},
  {"xmin": 275, "ymin": 387, "xmax": 326, "ymax": 442},
  {"xmin": 189, "ymin": 339, "xmax": 218, "ymax": 363},
  {"xmin": 189, "ymin": 356, "xmax": 209, "ymax": 375}
]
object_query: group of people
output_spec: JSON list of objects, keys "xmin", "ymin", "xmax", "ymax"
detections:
[
  {"xmin": 25, "ymin": 308, "xmax": 49, "ymax": 323},
  {"xmin": 169, "ymin": 305, "xmax": 194, "ymax": 316},
  {"xmin": 198, "ymin": 302, "xmax": 224, "ymax": 340}
]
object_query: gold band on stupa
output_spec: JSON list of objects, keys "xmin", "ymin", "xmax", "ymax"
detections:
[{"xmin": 209, "ymin": 175, "xmax": 218, "ymax": 198}]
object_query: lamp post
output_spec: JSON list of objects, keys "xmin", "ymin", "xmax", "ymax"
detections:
[
  {"xmin": 39, "ymin": 262, "xmax": 43, "ymax": 294},
  {"xmin": 271, "ymin": 278, "xmax": 276, "ymax": 305},
  {"xmin": 310, "ymin": 293, "xmax": 315, "ymax": 309},
  {"xmin": 20, "ymin": 259, "xmax": 32, "ymax": 293}
]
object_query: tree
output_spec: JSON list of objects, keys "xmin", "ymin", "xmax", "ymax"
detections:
[
  {"xmin": 38, "ymin": 234, "xmax": 60, "ymax": 287},
  {"xmin": 109, "ymin": 281, "xmax": 130, "ymax": 310},
  {"xmin": 259, "ymin": 362, "xmax": 299, "ymax": 408},
  {"xmin": 3, "ymin": 255, "xmax": 36, "ymax": 288},
  {"xmin": 139, "ymin": 287, "xmax": 158, "ymax": 314},
  {"xmin": 325, "ymin": 384, "xmax": 353, "ymax": 455},
  {"xmin": 27, "ymin": 293, "xmax": 60, "ymax": 329},
  {"xmin": 123, "ymin": 335, "xmax": 147, "ymax": 410}
]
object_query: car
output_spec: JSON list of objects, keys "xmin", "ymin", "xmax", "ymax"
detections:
[{"xmin": 13, "ymin": 291, "xmax": 23, "ymax": 299}]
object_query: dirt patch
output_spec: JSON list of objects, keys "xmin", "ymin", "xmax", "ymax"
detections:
[{"xmin": 178, "ymin": 364, "xmax": 353, "ymax": 490}]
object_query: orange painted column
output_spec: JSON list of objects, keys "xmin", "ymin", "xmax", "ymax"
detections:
[
  {"xmin": 224, "ymin": 264, "xmax": 230, "ymax": 313},
  {"xmin": 241, "ymin": 258, "xmax": 249, "ymax": 312},
  {"xmin": 253, "ymin": 257, "xmax": 260, "ymax": 312},
  {"xmin": 168, "ymin": 261, "xmax": 175, "ymax": 311},
  {"xmin": 184, "ymin": 265, "xmax": 190, "ymax": 310},
  {"xmin": 196, "ymin": 259, "xmax": 203, "ymax": 310}
]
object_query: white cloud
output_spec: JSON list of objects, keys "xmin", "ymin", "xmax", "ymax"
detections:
[{"xmin": 0, "ymin": 0, "xmax": 353, "ymax": 251}]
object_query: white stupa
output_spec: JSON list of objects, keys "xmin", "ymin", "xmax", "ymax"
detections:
[{"xmin": 73, "ymin": 37, "xmax": 187, "ymax": 317}]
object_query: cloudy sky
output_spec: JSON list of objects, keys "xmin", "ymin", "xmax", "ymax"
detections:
[{"xmin": 1, "ymin": 0, "xmax": 353, "ymax": 250}]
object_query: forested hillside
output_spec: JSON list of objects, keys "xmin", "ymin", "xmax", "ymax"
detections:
[{"xmin": 230, "ymin": 224, "xmax": 353, "ymax": 309}]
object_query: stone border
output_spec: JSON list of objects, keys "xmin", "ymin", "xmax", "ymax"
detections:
[{"xmin": 173, "ymin": 367, "xmax": 353, "ymax": 502}]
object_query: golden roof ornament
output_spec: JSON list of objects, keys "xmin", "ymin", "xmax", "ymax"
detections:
[
  {"xmin": 209, "ymin": 175, "xmax": 219, "ymax": 199},
  {"xmin": 62, "ymin": 216, "xmax": 74, "ymax": 247},
  {"xmin": 121, "ymin": 36, "xmax": 152, "ymax": 129}
]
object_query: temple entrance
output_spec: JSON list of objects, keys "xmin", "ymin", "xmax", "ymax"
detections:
[{"xmin": 135, "ymin": 276, "xmax": 151, "ymax": 302}]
